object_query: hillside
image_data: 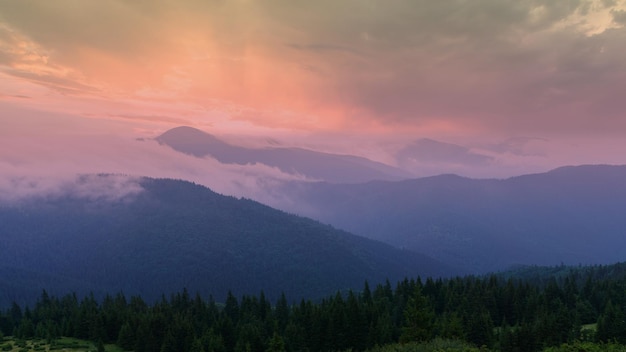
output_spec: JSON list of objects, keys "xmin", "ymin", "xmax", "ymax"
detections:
[
  {"xmin": 0, "ymin": 176, "xmax": 455, "ymax": 308},
  {"xmin": 277, "ymin": 165, "xmax": 626, "ymax": 273}
]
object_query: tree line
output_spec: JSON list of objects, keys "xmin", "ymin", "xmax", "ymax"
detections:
[{"xmin": 1, "ymin": 262, "xmax": 626, "ymax": 351}]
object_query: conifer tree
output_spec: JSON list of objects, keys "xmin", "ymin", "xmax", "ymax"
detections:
[
  {"xmin": 117, "ymin": 321, "xmax": 135, "ymax": 351},
  {"xmin": 399, "ymin": 285, "xmax": 434, "ymax": 343},
  {"xmin": 275, "ymin": 293, "xmax": 289, "ymax": 332},
  {"xmin": 265, "ymin": 332, "xmax": 286, "ymax": 352}
]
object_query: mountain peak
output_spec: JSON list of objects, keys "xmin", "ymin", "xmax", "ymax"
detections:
[
  {"xmin": 156, "ymin": 126, "xmax": 228, "ymax": 157},
  {"xmin": 158, "ymin": 126, "xmax": 218, "ymax": 141}
]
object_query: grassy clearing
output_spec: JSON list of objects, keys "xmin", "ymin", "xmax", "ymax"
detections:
[{"xmin": 0, "ymin": 337, "xmax": 122, "ymax": 352}]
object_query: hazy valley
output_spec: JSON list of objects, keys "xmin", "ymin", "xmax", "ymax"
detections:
[
  {"xmin": 156, "ymin": 127, "xmax": 626, "ymax": 273},
  {"xmin": 4, "ymin": 126, "xmax": 625, "ymax": 305}
]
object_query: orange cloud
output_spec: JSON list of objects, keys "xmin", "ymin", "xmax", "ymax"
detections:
[{"xmin": 1, "ymin": 0, "xmax": 626, "ymax": 140}]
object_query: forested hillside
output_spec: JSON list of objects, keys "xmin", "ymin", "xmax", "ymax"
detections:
[
  {"xmin": 279, "ymin": 165, "xmax": 626, "ymax": 272},
  {"xmin": 0, "ymin": 176, "xmax": 454, "ymax": 308},
  {"xmin": 2, "ymin": 262, "xmax": 626, "ymax": 352}
]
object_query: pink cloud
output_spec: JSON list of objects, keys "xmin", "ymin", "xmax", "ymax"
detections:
[{"xmin": 1, "ymin": 0, "xmax": 625, "ymax": 182}]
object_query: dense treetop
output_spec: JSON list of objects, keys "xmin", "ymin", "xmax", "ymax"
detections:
[{"xmin": 2, "ymin": 262, "xmax": 626, "ymax": 352}]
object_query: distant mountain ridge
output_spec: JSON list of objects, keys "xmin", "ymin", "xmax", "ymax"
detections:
[
  {"xmin": 156, "ymin": 126, "xmax": 410, "ymax": 183},
  {"xmin": 0, "ymin": 176, "xmax": 456, "ymax": 308},
  {"xmin": 276, "ymin": 164, "xmax": 626, "ymax": 273}
]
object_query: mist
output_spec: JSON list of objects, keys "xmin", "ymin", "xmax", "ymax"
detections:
[
  {"xmin": 0, "ymin": 114, "xmax": 313, "ymax": 206},
  {"xmin": 2, "ymin": 103, "xmax": 626, "ymax": 209}
]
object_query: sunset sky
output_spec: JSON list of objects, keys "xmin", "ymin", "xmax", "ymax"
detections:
[{"xmin": 2, "ymin": 0, "xmax": 626, "ymax": 194}]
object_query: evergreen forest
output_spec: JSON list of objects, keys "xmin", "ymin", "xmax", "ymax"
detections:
[{"xmin": 2, "ymin": 263, "xmax": 626, "ymax": 352}]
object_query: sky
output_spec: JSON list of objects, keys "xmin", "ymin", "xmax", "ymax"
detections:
[{"xmin": 2, "ymin": 0, "xmax": 626, "ymax": 197}]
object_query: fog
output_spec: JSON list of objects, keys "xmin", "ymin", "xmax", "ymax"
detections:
[
  {"xmin": 2, "ymin": 104, "xmax": 626, "ymax": 207},
  {"xmin": 0, "ymin": 117, "xmax": 312, "ymax": 206}
]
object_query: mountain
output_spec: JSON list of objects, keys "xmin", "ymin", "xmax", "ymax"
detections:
[
  {"xmin": 0, "ymin": 176, "xmax": 455, "ymax": 308},
  {"xmin": 276, "ymin": 165, "xmax": 626, "ymax": 273},
  {"xmin": 156, "ymin": 126, "xmax": 410, "ymax": 183}
]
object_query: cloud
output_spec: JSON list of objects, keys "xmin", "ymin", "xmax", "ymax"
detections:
[
  {"xmin": 0, "ymin": 108, "xmax": 313, "ymax": 206},
  {"xmin": 1, "ymin": 0, "xmax": 626, "ymax": 170},
  {"xmin": 108, "ymin": 113, "xmax": 193, "ymax": 125},
  {"xmin": 613, "ymin": 9, "xmax": 626, "ymax": 24},
  {"xmin": 1, "ymin": 103, "xmax": 624, "ymax": 205},
  {"xmin": 311, "ymin": 1, "xmax": 626, "ymax": 133},
  {"xmin": 286, "ymin": 43, "xmax": 362, "ymax": 56},
  {"xmin": 486, "ymin": 137, "xmax": 549, "ymax": 156},
  {"xmin": 397, "ymin": 139, "xmax": 493, "ymax": 166},
  {"xmin": 394, "ymin": 138, "xmax": 500, "ymax": 178},
  {"xmin": 6, "ymin": 70, "xmax": 100, "ymax": 95},
  {"xmin": 0, "ymin": 174, "xmax": 144, "ymax": 203},
  {"xmin": 274, "ymin": 1, "xmax": 626, "ymax": 134}
]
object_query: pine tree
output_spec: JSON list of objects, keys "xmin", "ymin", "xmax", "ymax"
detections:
[
  {"xmin": 597, "ymin": 300, "xmax": 626, "ymax": 343},
  {"xmin": 160, "ymin": 329, "xmax": 177, "ymax": 352},
  {"xmin": 399, "ymin": 285, "xmax": 434, "ymax": 343},
  {"xmin": 224, "ymin": 291, "xmax": 240, "ymax": 324},
  {"xmin": 117, "ymin": 321, "xmax": 135, "ymax": 351},
  {"xmin": 465, "ymin": 309, "xmax": 494, "ymax": 348},
  {"xmin": 275, "ymin": 293, "xmax": 289, "ymax": 332},
  {"xmin": 265, "ymin": 332, "xmax": 286, "ymax": 352}
]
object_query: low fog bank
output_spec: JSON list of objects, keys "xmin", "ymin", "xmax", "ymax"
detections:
[
  {"xmin": 0, "ymin": 131, "xmax": 313, "ymax": 207},
  {"xmin": 2, "ymin": 107, "xmax": 625, "ymax": 209},
  {"xmin": 0, "ymin": 174, "xmax": 143, "ymax": 203},
  {"xmin": 3, "ymin": 128, "xmax": 625, "ymax": 213}
]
